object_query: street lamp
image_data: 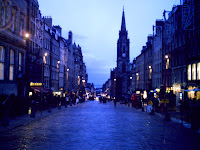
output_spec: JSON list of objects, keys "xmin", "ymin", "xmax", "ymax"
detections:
[
  {"xmin": 136, "ymin": 73, "xmax": 139, "ymax": 89},
  {"xmin": 149, "ymin": 66, "xmax": 152, "ymax": 80},
  {"xmin": 57, "ymin": 60, "xmax": 61, "ymax": 109},
  {"xmin": 25, "ymin": 33, "xmax": 30, "ymax": 38},
  {"xmin": 57, "ymin": 60, "xmax": 60, "ymax": 92},
  {"xmin": 41, "ymin": 53, "xmax": 48, "ymax": 114},
  {"xmin": 165, "ymin": 55, "xmax": 170, "ymax": 69},
  {"xmin": 66, "ymin": 68, "xmax": 69, "ymax": 92}
]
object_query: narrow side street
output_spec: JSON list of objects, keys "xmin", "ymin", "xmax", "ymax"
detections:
[{"xmin": 0, "ymin": 101, "xmax": 200, "ymax": 150}]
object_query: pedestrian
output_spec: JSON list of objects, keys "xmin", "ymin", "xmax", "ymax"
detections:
[
  {"xmin": 65, "ymin": 95, "xmax": 69, "ymax": 107},
  {"xmin": 114, "ymin": 98, "xmax": 117, "ymax": 107},
  {"xmin": 76, "ymin": 96, "xmax": 79, "ymax": 104},
  {"xmin": 147, "ymin": 99, "xmax": 153, "ymax": 114}
]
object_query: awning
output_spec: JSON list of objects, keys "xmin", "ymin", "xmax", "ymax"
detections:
[
  {"xmin": 184, "ymin": 88, "xmax": 200, "ymax": 92},
  {"xmin": 31, "ymin": 87, "xmax": 52, "ymax": 93}
]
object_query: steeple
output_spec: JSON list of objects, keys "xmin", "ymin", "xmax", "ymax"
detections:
[{"xmin": 121, "ymin": 7, "xmax": 126, "ymax": 31}]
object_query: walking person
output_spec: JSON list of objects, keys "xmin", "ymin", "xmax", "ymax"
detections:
[
  {"xmin": 65, "ymin": 95, "xmax": 69, "ymax": 107},
  {"xmin": 114, "ymin": 98, "xmax": 117, "ymax": 107}
]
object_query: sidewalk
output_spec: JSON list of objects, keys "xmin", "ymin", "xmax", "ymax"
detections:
[
  {"xmin": 154, "ymin": 111, "xmax": 193, "ymax": 130},
  {"xmin": 119, "ymin": 102, "xmax": 200, "ymax": 133},
  {"xmin": 0, "ymin": 105, "xmax": 70, "ymax": 133}
]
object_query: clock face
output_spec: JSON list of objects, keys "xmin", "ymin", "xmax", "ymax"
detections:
[{"xmin": 122, "ymin": 53, "xmax": 126, "ymax": 57}]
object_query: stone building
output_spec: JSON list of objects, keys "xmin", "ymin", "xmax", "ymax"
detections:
[
  {"xmin": 152, "ymin": 20, "xmax": 163, "ymax": 90},
  {"xmin": 50, "ymin": 26, "xmax": 60, "ymax": 93},
  {"xmin": 43, "ymin": 17, "xmax": 52, "ymax": 90},
  {"xmin": 26, "ymin": 0, "xmax": 43, "ymax": 97},
  {"xmin": 74, "ymin": 43, "xmax": 87, "ymax": 96},
  {"xmin": 184, "ymin": 0, "xmax": 200, "ymax": 99},
  {"xmin": 0, "ymin": 0, "xmax": 27, "ymax": 96},
  {"xmin": 65, "ymin": 31, "xmax": 75, "ymax": 93}
]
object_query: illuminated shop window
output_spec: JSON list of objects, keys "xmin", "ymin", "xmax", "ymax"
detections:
[
  {"xmin": 197, "ymin": 62, "xmax": 200, "ymax": 80},
  {"xmin": 0, "ymin": 46, "xmax": 5, "ymax": 80},
  {"xmin": 187, "ymin": 64, "xmax": 191, "ymax": 81},
  {"xmin": 192, "ymin": 63, "xmax": 196, "ymax": 80}
]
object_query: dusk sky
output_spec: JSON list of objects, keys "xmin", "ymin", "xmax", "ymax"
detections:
[{"xmin": 39, "ymin": 0, "xmax": 180, "ymax": 88}]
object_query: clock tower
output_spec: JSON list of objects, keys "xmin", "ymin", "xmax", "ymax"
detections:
[
  {"xmin": 115, "ymin": 8, "xmax": 130, "ymax": 100},
  {"xmin": 117, "ymin": 8, "xmax": 130, "ymax": 73}
]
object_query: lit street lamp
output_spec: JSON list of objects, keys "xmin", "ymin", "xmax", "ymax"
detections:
[
  {"xmin": 57, "ymin": 60, "xmax": 61, "ymax": 109},
  {"xmin": 41, "ymin": 53, "xmax": 48, "ymax": 114}
]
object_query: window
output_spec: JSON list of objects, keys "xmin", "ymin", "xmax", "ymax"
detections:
[
  {"xmin": 0, "ymin": 46, "xmax": 5, "ymax": 80},
  {"xmin": 9, "ymin": 49, "xmax": 14, "ymax": 80},
  {"xmin": 197, "ymin": 63, "xmax": 200, "ymax": 80},
  {"xmin": 188, "ymin": 64, "xmax": 191, "ymax": 81},
  {"xmin": 11, "ymin": 16, "xmax": 15, "ymax": 32},
  {"xmin": 20, "ymin": 19, "xmax": 23, "ymax": 36},
  {"xmin": 1, "ymin": 7, "xmax": 5, "ymax": 26},
  {"xmin": 192, "ymin": 63, "xmax": 196, "ymax": 80},
  {"xmin": 19, "ymin": 52, "xmax": 22, "ymax": 71}
]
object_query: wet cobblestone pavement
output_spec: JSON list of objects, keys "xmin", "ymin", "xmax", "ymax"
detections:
[{"xmin": 0, "ymin": 101, "xmax": 200, "ymax": 150}]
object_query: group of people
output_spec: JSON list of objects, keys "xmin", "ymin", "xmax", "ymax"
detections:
[{"xmin": 65, "ymin": 94, "xmax": 85, "ymax": 106}]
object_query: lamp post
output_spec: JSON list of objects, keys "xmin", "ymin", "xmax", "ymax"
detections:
[
  {"xmin": 136, "ymin": 73, "xmax": 139, "ymax": 89},
  {"xmin": 67, "ymin": 68, "xmax": 69, "ymax": 93},
  {"xmin": 25, "ymin": 32, "xmax": 36, "ymax": 118},
  {"xmin": 57, "ymin": 60, "xmax": 61, "ymax": 109},
  {"xmin": 57, "ymin": 60, "xmax": 60, "ymax": 92},
  {"xmin": 41, "ymin": 52, "xmax": 48, "ymax": 115}
]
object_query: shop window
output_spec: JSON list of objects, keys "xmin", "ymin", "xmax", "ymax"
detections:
[
  {"xmin": 0, "ymin": 46, "xmax": 5, "ymax": 80},
  {"xmin": 197, "ymin": 62, "xmax": 200, "ymax": 80},
  {"xmin": 187, "ymin": 64, "xmax": 191, "ymax": 81},
  {"xmin": 192, "ymin": 63, "xmax": 196, "ymax": 80}
]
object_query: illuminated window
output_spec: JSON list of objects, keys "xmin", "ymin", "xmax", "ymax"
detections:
[
  {"xmin": 197, "ymin": 63, "xmax": 200, "ymax": 80},
  {"xmin": 0, "ymin": 46, "xmax": 5, "ymax": 80},
  {"xmin": 19, "ymin": 52, "xmax": 22, "ymax": 71},
  {"xmin": 192, "ymin": 63, "xmax": 196, "ymax": 80},
  {"xmin": 9, "ymin": 49, "xmax": 14, "ymax": 81},
  {"xmin": 188, "ymin": 64, "xmax": 191, "ymax": 80}
]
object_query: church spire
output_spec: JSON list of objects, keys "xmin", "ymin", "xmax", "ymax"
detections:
[{"xmin": 121, "ymin": 7, "xmax": 126, "ymax": 31}]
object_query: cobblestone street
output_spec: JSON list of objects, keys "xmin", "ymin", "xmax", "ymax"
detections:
[{"xmin": 0, "ymin": 101, "xmax": 200, "ymax": 150}]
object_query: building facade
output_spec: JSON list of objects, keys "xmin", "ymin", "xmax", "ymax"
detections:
[
  {"xmin": 0, "ymin": 0, "xmax": 27, "ymax": 96},
  {"xmin": 0, "ymin": 0, "xmax": 88, "ymax": 100}
]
